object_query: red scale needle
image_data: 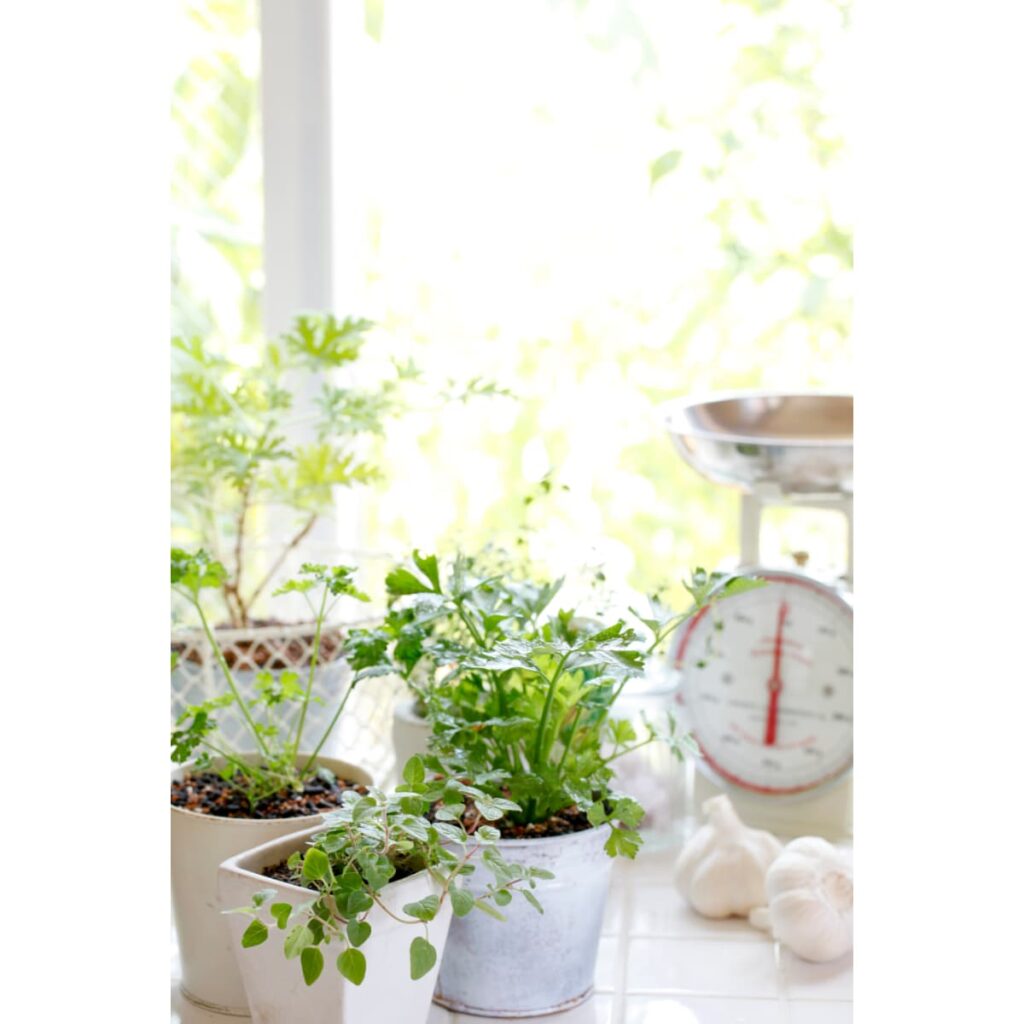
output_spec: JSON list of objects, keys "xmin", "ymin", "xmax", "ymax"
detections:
[{"xmin": 763, "ymin": 601, "xmax": 789, "ymax": 747}]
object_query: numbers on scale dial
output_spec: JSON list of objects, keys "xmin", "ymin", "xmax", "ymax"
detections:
[{"xmin": 673, "ymin": 574, "xmax": 853, "ymax": 795}]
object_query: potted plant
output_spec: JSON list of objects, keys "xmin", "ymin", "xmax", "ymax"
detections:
[
  {"xmin": 345, "ymin": 552, "xmax": 758, "ymax": 1016},
  {"xmin": 171, "ymin": 313, "xmax": 406, "ymax": 760},
  {"xmin": 386, "ymin": 478, "xmax": 583, "ymax": 779},
  {"xmin": 171, "ymin": 549, "xmax": 380, "ymax": 1015},
  {"xmin": 172, "ymin": 314, "xmax": 506, "ymax": 767},
  {"xmin": 219, "ymin": 767, "xmax": 547, "ymax": 1024}
]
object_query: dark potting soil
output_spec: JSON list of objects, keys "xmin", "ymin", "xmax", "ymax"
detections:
[
  {"xmin": 261, "ymin": 854, "xmax": 422, "ymax": 889},
  {"xmin": 262, "ymin": 859, "xmax": 309, "ymax": 887},
  {"xmin": 170, "ymin": 770, "xmax": 367, "ymax": 819},
  {"xmin": 454, "ymin": 802, "xmax": 593, "ymax": 840},
  {"xmin": 493, "ymin": 804, "xmax": 592, "ymax": 839}
]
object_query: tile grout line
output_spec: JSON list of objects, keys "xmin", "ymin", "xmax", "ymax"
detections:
[
  {"xmin": 613, "ymin": 988, "xmax": 799, "ymax": 1001},
  {"xmin": 610, "ymin": 864, "xmax": 634, "ymax": 1024},
  {"xmin": 775, "ymin": 939, "xmax": 794, "ymax": 1024}
]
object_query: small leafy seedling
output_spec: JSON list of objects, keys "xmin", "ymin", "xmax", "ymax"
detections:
[{"xmin": 171, "ymin": 548, "xmax": 373, "ymax": 804}]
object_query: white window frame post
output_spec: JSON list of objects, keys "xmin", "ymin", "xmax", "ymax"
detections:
[
  {"xmin": 259, "ymin": 0, "xmax": 334, "ymax": 337},
  {"xmin": 259, "ymin": 0, "xmax": 342, "ymax": 560}
]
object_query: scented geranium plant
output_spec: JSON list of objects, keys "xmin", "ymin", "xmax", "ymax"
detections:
[
  {"xmin": 345, "ymin": 553, "xmax": 759, "ymax": 857},
  {"xmin": 173, "ymin": 313, "xmax": 505, "ymax": 628},
  {"xmin": 171, "ymin": 548, "xmax": 372, "ymax": 805},
  {"xmin": 230, "ymin": 772, "xmax": 549, "ymax": 986}
]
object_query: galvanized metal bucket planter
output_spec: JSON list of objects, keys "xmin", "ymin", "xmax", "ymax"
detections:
[
  {"xmin": 434, "ymin": 824, "xmax": 613, "ymax": 1018},
  {"xmin": 220, "ymin": 825, "xmax": 452, "ymax": 1024},
  {"xmin": 171, "ymin": 755, "xmax": 373, "ymax": 1016}
]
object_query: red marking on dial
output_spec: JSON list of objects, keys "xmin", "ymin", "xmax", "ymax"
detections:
[
  {"xmin": 763, "ymin": 601, "xmax": 789, "ymax": 747},
  {"xmin": 750, "ymin": 647, "xmax": 812, "ymax": 667},
  {"xmin": 731, "ymin": 721, "xmax": 816, "ymax": 750}
]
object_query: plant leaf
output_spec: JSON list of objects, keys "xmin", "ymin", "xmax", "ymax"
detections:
[
  {"xmin": 385, "ymin": 567, "xmax": 436, "ymax": 596},
  {"xmin": 337, "ymin": 947, "xmax": 367, "ymax": 985},
  {"xmin": 402, "ymin": 755, "xmax": 425, "ymax": 786},
  {"xmin": 450, "ymin": 886, "xmax": 475, "ymax": 917},
  {"xmin": 241, "ymin": 919, "xmax": 268, "ymax": 948},
  {"xmin": 301, "ymin": 946, "xmax": 324, "ymax": 986},
  {"xmin": 402, "ymin": 894, "xmax": 440, "ymax": 922},
  {"xmin": 649, "ymin": 148, "xmax": 681, "ymax": 186},
  {"xmin": 302, "ymin": 847, "xmax": 331, "ymax": 882},
  {"xmin": 284, "ymin": 923, "xmax": 315, "ymax": 959},
  {"xmin": 409, "ymin": 936, "xmax": 437, "ymax": 980},
  {"xmin": 346, "ymin": 919, "xmax": 372, "ymax": 947}
]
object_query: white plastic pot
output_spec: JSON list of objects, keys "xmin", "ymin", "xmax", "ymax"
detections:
[
  {"xmin": 171, "ymin": 755, "xmax": 372, "ymax": 1016},
  {"xmin": 219, "ymin": 825, "xmax": 452, "ymax": 1024},
  {"xmin": 434, "ymin": 824, "xmax": 613, "ymax": 1018},
  {"xmin": 391, "ymin": 697, "xmax": 431, "ymax": 776}
]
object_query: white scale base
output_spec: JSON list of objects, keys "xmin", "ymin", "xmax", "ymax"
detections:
[{"xmin": 691, "ymin": 768, "xmax": 853, "ymax": 841}]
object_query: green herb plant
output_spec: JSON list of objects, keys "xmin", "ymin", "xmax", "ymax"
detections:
[
  {"xmin": 171, "ymin": 548, "xmax": 372, "ymax": 805},
  {"xmin": 172, "ymin": 313, "xmax": 506, "ymax": 629},
  {"xmin": 230, "ymin": 768, "xmax": 550, "ymax": 987},
  {"xmin": 345, "ymin": 553, "xmax": 760, "ymax": 858}
]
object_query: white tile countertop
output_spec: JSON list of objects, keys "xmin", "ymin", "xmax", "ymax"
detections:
[{"xmin": 171, "ymin": 843, "xmax": 852, "ymax": 1024}]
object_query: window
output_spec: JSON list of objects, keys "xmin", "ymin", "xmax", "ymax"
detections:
[
  {"xmin": 171, "ymin": 0, "xmax": 262, "ymax": 353},
  {"xmin": 330, "ymin": 0, "xmax": 852, "ymax": 596},
  {"xmin": 172, "ymin": 0, "xmax": 852, "ymax": 601}
]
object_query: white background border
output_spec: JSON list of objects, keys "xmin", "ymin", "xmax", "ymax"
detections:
[{"xmin": 2, "ymin": 0, "xmax": 1023, "ymax": 1018}]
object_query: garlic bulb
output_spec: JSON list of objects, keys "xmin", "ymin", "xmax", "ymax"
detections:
[
  {"xmin": 673, "ymin": 796, "xmax": 783, "ymax": 918},
  {"xmin": 752, "ymin": 837, "xmax": 853, "ymax": 962}
]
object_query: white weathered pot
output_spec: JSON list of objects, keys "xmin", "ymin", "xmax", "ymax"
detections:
[
  {"xmin": 171, "ymin": 755, "xmax": 372, "ymax": 1016},
  {"xmin": 219, "ymin": 826, "xmax": 452, "ymax": 1024},
  {"xmin": 434, "ymin": 824, "xmax": 613, "ymax": 1018},
  {"xmin": 391, "ymin": 698, "xmax": 431, "ymax": 775}
]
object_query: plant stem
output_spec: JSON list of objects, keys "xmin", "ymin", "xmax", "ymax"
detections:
[
  {"xmin": 191, "ymin": 594, "xmax": 272, "ymax": 759},
  {"xmin": 369, "ymin": 893, "xmax": 422, "ymax": 926},
  {"xmin": 597, "ymin": 735, "xmax": 657, "ymax": 768},
  {"xmin": 245, "ymin": 512, "xmax": 318, "ymax": 614},
  {"xmin": 221, "ymin": 584, "xmax": 245, "ymax": 629},
  {"xmin": 453, "ymin": 596, "xmax": 486, "ymax": 648},
  {"xmin": 291, "ymin": 584, "xmax": 330, "ymax": 760},
  {"xmin": 532, "ymin": 652, "xmax": 569, "ymax": 766},
  {"xmin": 197, "ymin": 739, "xmax": 294, "ymax": 794},
  {"xmin": 556, "ymin": 709, "xmax": 583, "ymax": 774},
  {"xmin": 232, "ymin": 482, "xmax": 252, "ymax": 626},
  {"xmin": 300, "ymin": 676, "xmax": 359, "ymax": 777},
  {"xmin": 197, "ymin": 740, "xmax": 267, "ymax": 783}
]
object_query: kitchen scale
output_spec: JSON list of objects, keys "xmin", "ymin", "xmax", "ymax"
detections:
[{"xmin": 662, "ymin": 392, "xmax": 853, "ymax": 839}]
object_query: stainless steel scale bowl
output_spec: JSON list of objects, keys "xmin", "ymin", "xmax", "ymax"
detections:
[
  {"xmin": 664, "ymin": 392, "xmax": 852, "ymax": 499},
  {"xmin": 663, "ymin": 391, "xmax": 854, "ymax": 580}
]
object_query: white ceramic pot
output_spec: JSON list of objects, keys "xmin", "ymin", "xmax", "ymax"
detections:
[
  {"xmin": 434, "ymin": 824, "xmax": 613, "ymax": 1018},
  {"xmin": 391, "ymin": 698, "xmax": 431, "ymax": 776},
  {"xmin": 219, "ymin": 826, "xmax": 452, "ymax": 1024},
  {"xmin": 171, "ymin": 755, "xmax": 372, "ymax": 1016}
]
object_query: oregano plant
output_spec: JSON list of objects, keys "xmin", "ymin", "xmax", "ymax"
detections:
[
  {"xmin": 344, "ymin": 552, "xmax": 761, "ymax": 858},
  {"xmin": 229, "ymin": 767, "xmax": 550, "ymax": 986},
  {"xmin": 171, "ymin": 548, "xmax": 374, "ymax": 804}
]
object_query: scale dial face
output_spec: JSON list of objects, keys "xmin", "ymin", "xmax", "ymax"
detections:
[{"xmin": 671, "ymin": 571, "xmax": 853, "ymax": 796}]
